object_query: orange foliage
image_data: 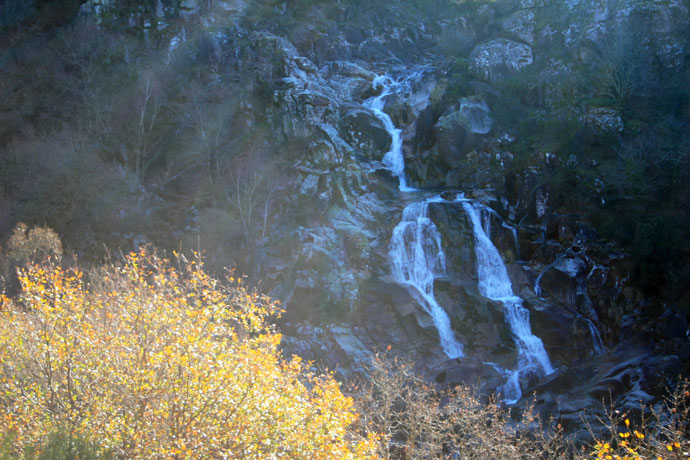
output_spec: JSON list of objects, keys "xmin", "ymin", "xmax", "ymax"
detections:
[{"xmin": 0, "ymin": 249, "xmax": 378, "ymax": 459}]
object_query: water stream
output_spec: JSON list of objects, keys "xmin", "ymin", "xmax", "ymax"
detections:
[
  {"xmin": 370, "ymin": 73, "xmax": 554, "ymax": 394},
  {"xmin": 364, "ymin": 73, "xmax": 422, "ymax": 192},
  {"xmin": 461, "ymin": 201, "xmax": 554, "ymax": 403},
  {"xmin": 369, "ymin": 73, "xmax": 463, "ymax": 358},
  {"xmin": 389, "ymin": 197, "xmax": 465, "ymax": 358},
  {"xmin": 586, "ymin": 318, "xmax": 606, "ymax": 355}
]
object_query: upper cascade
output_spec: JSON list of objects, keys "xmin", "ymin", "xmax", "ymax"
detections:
[{"xmin": 364, "ymin": 72, "xmax": 425, "ymax": 192}]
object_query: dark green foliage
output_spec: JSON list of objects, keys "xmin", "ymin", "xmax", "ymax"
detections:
[
  {"xmin": 630, "ymin": 216, "xmax": 679, "ymax": 294},
  {"xmin": 0, "ymin": 0, "xmax": 84, "ymax": 33}
]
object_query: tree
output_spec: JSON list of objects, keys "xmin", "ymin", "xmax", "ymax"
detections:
[{"xmin": 0, "ymin": 248, "xmax": 378, "ymax": 459}]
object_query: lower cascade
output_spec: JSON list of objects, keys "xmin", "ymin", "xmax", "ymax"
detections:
[
  {"xmin": 461, "ymin": 201, "xmax": 554, "ymax": 403},
  {"xmin": 389, "ymin": 197, "xmax": 465, "ymax": 359}
]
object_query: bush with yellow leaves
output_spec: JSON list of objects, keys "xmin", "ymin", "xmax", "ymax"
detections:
[
  {"xmin": 584, "ymin": 379, "xmax": 690, "ymax": 460},
  {"xmin": 0, "ymin": 248, "xmax": 378, "ymax": 459}
]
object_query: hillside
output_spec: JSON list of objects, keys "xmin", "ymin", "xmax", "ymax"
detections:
[{"xmin": 1, "ymin": 0, "xmax": 689, "ymax": 446}]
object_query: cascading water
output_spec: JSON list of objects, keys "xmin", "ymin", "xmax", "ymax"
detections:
[
  {"xmin": 369, "ymin": 72, "xmax": 463, "ymax": 359},
  {"xmin": 461, "ymin": 201, "xmax": 554, "ymax": 403},
  {"xmin": 534, "ymin": 261, "xmax": 555, "ymax": 299},
  {"xmin": 389, "ymin": 197, "xmax": 465, "ymax": 359},
  {"xmin": 364, "ymin": 73, "xmax": 422, "ymax": 192},
  {"xmin": 586, "ymin": 318, "xmax": 606, "ymax": 355},
  {"xmin": 502, "ymin": 221, "xmax": 520, "ymax": 260}
]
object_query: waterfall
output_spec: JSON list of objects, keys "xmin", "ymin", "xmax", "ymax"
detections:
[
  {"xmin": 364, "ymin": 73, "xmax": 422, "ymax": 192},
  {"xmin": 586, "ymin": 318, "xmax": 606, "ymax": 355},
  {"xmin": 462, "ymin": 201, "xmax": 554, "ymax": 403},
  {"xmin": 389, "ymin": 197, "xmax": 465, "ymax": 359},
  {"xmin": 370, "ymin": 71, "xmax": 463, "ymax": 358},
  {"xmin": 534, "ymin": 261, "xmax": 555, "ymax": 299},
  {"xmin": 502, "ymin": 221, "xmax": 520, "ymax": 260}
]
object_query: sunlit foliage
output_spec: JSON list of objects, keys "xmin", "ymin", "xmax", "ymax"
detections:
[{"xmin": 0, "ymin": 249, "xmax": 378, "ymax": 459}]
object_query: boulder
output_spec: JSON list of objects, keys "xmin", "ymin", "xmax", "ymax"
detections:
[
  {"xmin": 458, "ymin": 97, "xmax": 493, "ymax": 134},
  {"xmin": 340, "ymin": 105, "xmax": 391, "ymax": 158},
  {"xmin": 438, "ymin": 16, "xmax": 477, "ymax": 55},
  {"xmin": 501, "ymin": 10, "xmax": 536, "ymax": 45},
  {"xmin": 582, "ymin": 107, "xmax": 624, "ymax": 133},
  {"xmin": 433, "ymin": 110, "xmax": 475, "ymax": 169},
  {"xmin": 470, "ymin": 39, "xmax": 534, "ymax": 82}
]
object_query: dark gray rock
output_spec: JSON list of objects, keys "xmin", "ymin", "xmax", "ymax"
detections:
[{"xmin": 340, "ymin": 105, "xmax": 391, "ymax": 158}]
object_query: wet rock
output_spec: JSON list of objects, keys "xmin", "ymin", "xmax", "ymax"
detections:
[
  {"xmin": 435, "ymin": 279, "xmax": 508, "ymax": 360},
  {"xmin": 428, "ymin": 202, "xmax": 476, "ymax": 278},
  {"xmin": 340, "ymin": 105, "xmax": 391, "ymax": 157},
  {"xmin": 434, "ymin": 358, "xmax": 505, "ymax": 392}
]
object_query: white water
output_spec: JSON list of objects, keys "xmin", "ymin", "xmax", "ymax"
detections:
[
  {"xmin": 586, "ymin": 318, "xmax": 606, "ymax": 355},
  {"xmin": 502, "ymin": 221, "xmax": 520, "ymax": 260},
  {"xmin": 389, "ymin": 197, "xmax": 464, "ymax": 359},
  {"xmin": 369, "ymin": 71, "xmax": 463, "ymax": 358},
  {"xmin": 364, "ymin": 73, "xmax": 423, "ymax": 192},
  {"xmin": 534, "ymin": 261, "xmax": 555, "ymax": 299},
  {"xmin": 462, "ymin": 201, "xmax": 554, "ymax": 403}
]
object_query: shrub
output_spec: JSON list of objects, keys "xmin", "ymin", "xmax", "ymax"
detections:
[
  {"xmin": 0, "ymin": 248, "xmax": 378, "ymax": 459},
  {"xmin": 0, "ymin": 428, "xmax": 110, "ymax": 459},
  {"xmin": 352, "ymin": 354, "xmax": 566, "ymax": 460},
  {"xmin": 1, "ymin": 223, "xmax": 62, "ymax": 293},
  {"xmin": 2, "ymin": 223, "xmax": 62, "ymax": 268},
  {"xmin": 353, "ymin": 355, "xmax": 690, "ymax": 460},
  {"xmin": 583, "ymin": 379, "xmax": 690, "ymax": 460}
]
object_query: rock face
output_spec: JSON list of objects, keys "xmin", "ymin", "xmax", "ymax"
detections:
[
  {"xmin": 434, "ymin": 110, "xmax": 475, "ymax": 168},
  {"xmin": 470, "ymin": 39, "xmax": 534, "ymax": 82},
  {"xmin": 564, "ymin": 0, "xmax": 690, "ymax": 69},
  {"xmin": 458, "ymin": 98, "xmax": 493, "ymax": 134}
]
